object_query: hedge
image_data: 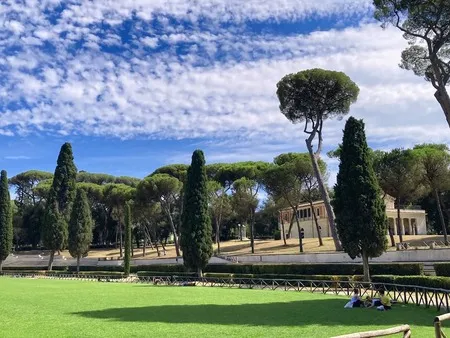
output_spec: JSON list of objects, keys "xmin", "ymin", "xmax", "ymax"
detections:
[
  {"xmin": 202, "ymin": 263, "xmax": 422, "ymax": 276},
  {"xmin": 1, "ymin": 263, "xmax": 423, "ymax": 276},
  {"xmin": 434, "ymin": 263, "xmax": 450, "ymax": 277},
  {"xmin": 372, "ymin": 275, "xmax": 450, "ymax": 290}
]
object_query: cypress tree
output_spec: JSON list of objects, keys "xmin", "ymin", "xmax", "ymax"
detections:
[
  {"xmin": 0, "ymin": 170, "xmax": 12, "ymax": 272},
  {"xmin": 50, "ymin": 143, "xmax": 77, "ymax": 220},
  {"xmin": 43, "ymin": 142, "xmax": 77, "ymax": 270},
  {"xmin": 124, "ymin": 202, "xmax": 132, "ymax": 276},
  {"xmin": 68, "ymin": 189, "xmax": 93, "ymax": 273},
  {"xmin": 332, "ymin": 117, "xmax": 387, "ymax": 282},
  {"xmin": 180, "ymin": 150, "xmax": 213, "ymax": 277}
]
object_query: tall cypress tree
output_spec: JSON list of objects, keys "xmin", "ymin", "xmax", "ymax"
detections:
[
  {"xmin": 43, "ymin": 142, "xmax": 77, "ymax": 270},
  {"xmin": 68, "ymin": 189, "xmax": 93, "ymax": 273},
  {"xmin": 0, "ymin": 170, "xmax": 12, "ymax": 272},
  {"xmin": 180, "ymin": 150, "xmax": 213, "ymax": 277},
  {"xmin": 124, "ymin": 202, "xmax": 132, "ymax": 276},
  {"xmin": 332, "ymin": 117, "xmax": 387, "ymax": 282}
]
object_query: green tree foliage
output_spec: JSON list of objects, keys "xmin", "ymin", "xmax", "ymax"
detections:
[
  {"xmin": 48, "ymin": 143, "xmax": 77, "ymax": 220},
  {"xmin": 413, "ymin": 144, "xmax": 450, "ymax": 244},
  {"xmin": 43, "ymin": 143, "xmax": 77, "ymax": 270},
  {"xmin": 376, "ymin": 148, "xmax": 421, "ymax": 243},
  {"xmin": 136, "ymin": 174, "xmax": 182, "ymax": 256},
  {"xmin": 207, "ymin": 180, "xmax": 233, "ymax": 254},
  {"xmin": 0, "ymin": 170, "xmax": 12, "ymax": 271},
  {"xmin": 42, "ymin": 201, "xmax": 67, "ymax": 270},
  {"xmin": 374, "ymin": 0, "xmax": 450, "ymax": 127},
  {"xmin": 332, "ymin": 117, "xmax": 388, "ymax": 281},
  {"xmin": 180, "ymin": 150, "xmax": 213, "ymax": 276},
  {"xmin": 9, "ymin": 170, "xmax": 53, "ymax": 207},
  {"xmin": 124, "ymin": 202, "xmax": 132, "ymax": 276},
  {"xmin": 68, "ymin": 189, "xmax": 93, "ymax": 273},
  {"xmin": 232, "ymin": 177, "xmax": 259, "ymax": 253},
  {"xmin": 103, "ymin": 183, "xmax": 135, "ymax": 257},
  {"xmin": 276, "ymin": 68, "xmax": 360, "ymax": 251},
  {"xmin": 270, "ymin": 153, "xmax": 327, "ymax": 247}
]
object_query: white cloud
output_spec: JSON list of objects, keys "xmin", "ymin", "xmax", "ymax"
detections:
[{"xmin": 0, "ymin": 0, "xmax": 448, "ymax": 156}]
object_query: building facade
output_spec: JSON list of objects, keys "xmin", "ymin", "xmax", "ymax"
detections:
[{"xmin": 278, "ymin": 195, "xmax": 427, "ymax": 239}]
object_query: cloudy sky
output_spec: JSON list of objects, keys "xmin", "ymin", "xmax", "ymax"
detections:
[{"xmin": 1, "ymin": 0, "xmax": 449, "ymax": 184}]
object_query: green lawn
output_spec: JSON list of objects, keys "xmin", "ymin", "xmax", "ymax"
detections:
[{"xmin": 0, "ymin": 277, "xmax": 445, "ymax": 337}]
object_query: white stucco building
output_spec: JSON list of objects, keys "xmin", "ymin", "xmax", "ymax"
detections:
[{"xmin": 278, "ymin": 195, "xmax": 427, "ymax": 239}]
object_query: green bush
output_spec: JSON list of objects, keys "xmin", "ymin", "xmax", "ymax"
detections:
[
  {"xmin": 203, "ymin": 263, "xmax": 422, "ymax": 276},
  {"xmin": 274, "ymin": 230, "xmax": 281, "ymax": 240},
  {"xmin": 434, "ymin": 263, "xmax": 450, "ymax": 277},
  {"xmin": 372, "ymin": 275, "xmax": 450, "ymax": 290},
  {"xmin": 2, "ymin": 263, "xmax": 423, "ymax": 276}
]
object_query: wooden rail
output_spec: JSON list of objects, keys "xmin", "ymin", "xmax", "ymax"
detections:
[
  {"xmin": 332, "ymin": 325, "xmax": 411, "ymax": 338},
  {"xmin": 434, "ymin": 313, "xmax": 450, "ymax": 338}
]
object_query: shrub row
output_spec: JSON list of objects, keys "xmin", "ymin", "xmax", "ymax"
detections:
[
  {"xmin": 2, "ymin": 263, "xmax": 423, "ymax": 276},
  {"xmin": 202, "ymin": 263, "xmax": 422, "ymax": 276},
  {"xmin": 372, "ymin": 275, "xmax": 450, "ymax": 290},
  {"xmin": 434, "ymin": 263, "xmax": 450, "ymax": 277}
]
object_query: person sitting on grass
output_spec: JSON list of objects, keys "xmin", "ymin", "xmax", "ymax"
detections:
[
  {"xmin": 376, "ymin": 290, "xmax": 392, "ymax": 311},
  {"xmin": 344, "ymin": 288, "xmax": 362, "ymax": 308},
  {"xmin": 362, "ymin": 295, "xmax": 372, "ymax": 308}
]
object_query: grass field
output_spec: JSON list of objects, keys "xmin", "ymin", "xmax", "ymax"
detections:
[{"xmin": 0, "ymin": 278, "xmax": 446, "ymax": 337}]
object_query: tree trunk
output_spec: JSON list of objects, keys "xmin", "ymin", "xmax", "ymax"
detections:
[
  {"xmin": 362, "ymin": 250, "xmax": 370, "ymax": 282},
  {"xmin": 250, "ymin": 209, "xmax": 255, "ymax": 254},
  {"xmin": 309, "ymin": 200, "xmax": 323, "ymax": 246},
  {"xmin": 0, "ymin": 260, "xmax": 3, "ymax": 272},
  {"xmin": 434, "ymin": 189, "xmax": 449, "ymax": 245},
  {"xmin": 197, "ymin": 268, "xmax": 203, "ymax": 278},
  {"xmin": 48, "ymin": 250, "xmax": 55, "ymax": 271},
  {"xmin": 434, "ymin": 81, "xmax": 450, "ymax": 128},
  {"xmin": 287, "ymin": 212, "xmax": 295, "ymax": 237},
  {"xmin": 215, "ymin": 215, "xmax": 221, "ymax": 254},
  {"xmin": 306, "ymin": 139, "xmax": 342, "ymax": 251},
  {"xmin": 163, "ymin": 204, "xmax": 181, "ymax": 257},
  {"xmin": 396, "ymin": 198, "xmax": 403, "ymax": 244},
  {"xmin": 388, "ymin": 226, "xmax": 396, "ymax": 247},
  {"xmin": 280, "ymin": 216, "xmax": 287, "ymax": 246},
  {"xmin": 119, "ymin": 223, "xmax": 123, "ymax": 258},
  {"xmin": 76, "ymin": 256, "xmax": 80, "ymax": 274},
  {"xmin": 155, "ymin": 242, "xmax": 160, "ymax": 257},
  {"xmin": 294, "ymin": 209, "xmax": 303, "ymax": 253}
]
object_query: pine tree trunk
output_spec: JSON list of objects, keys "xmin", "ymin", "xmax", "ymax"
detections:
[
  {"xmin": 309, "ymin": 200, "xmax": 323, "ymax": 246},
  {"xmin": 280, "ymin": 216, "xmax": 287, "ymax": 246},
  {"xmin": 434, "ymin": 85, "xmax": 450, "ymax": 128},
  {"xmin": 306, "ymin": 139, "xmax": 342, "ymax": 251},
  {"xmin": 396, "ymin": 199, "xmax": 403, "ymax": 244},
  {"xmin": 215, "ymin": 215, "xmax": 221, "ymax": 254},
  {"xmin": 362, "ymin": 251, "xmax": 370, "ymax": 282},
  {"xmin": 164, "ymin": 205, "xmax": 180, "ymax": 257},
  {"xmin": 293, "ymin": 208, "xmax": 303, "ymax": 253},
  {"xmin": 388, "ymin": 226, "xmax": 396, "ymax": 247},
  {"xmin": 119, "ymin": 223, "xmax": 123, "ymax": 258},
  {"xmin": 287, "ymin": 212, "xmax": 295, "ymax": 237},
  {"xmin": 48, "ymin": 250, "xmax": 55, "ymax": 271},
  {"xmin": 250, "ymin": 209, "xmax": 255, "ymax": 254},
  {"xmin": 435, "ymin": 189, "xmax": 449, "ymax": 245},
  {"xmin": 76, "ymin": 256, "xmax": 80, "ymax": 274}
]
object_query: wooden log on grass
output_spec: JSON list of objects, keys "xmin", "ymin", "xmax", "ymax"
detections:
[{"xmin": 331, "ymin": 324, "xmax": 411, "ymax": 338}]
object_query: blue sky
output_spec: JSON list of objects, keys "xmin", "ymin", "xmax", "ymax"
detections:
[{"xmin": 1, "ymin": 0, "xmax": 449, "ymax": 185}]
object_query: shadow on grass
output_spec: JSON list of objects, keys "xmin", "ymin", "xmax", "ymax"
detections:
[{"xmin": 72, "ymin": 298, "xmax": 432, "ymax": 327}]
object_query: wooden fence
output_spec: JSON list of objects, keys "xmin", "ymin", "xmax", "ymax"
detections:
[
  {"xmin": 2, "ymin": 272, "xmax": 450, "ymax": 312},
  {"xmin": 332, "ymin": 325, "xmax": 411, "ymax": 338}
]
